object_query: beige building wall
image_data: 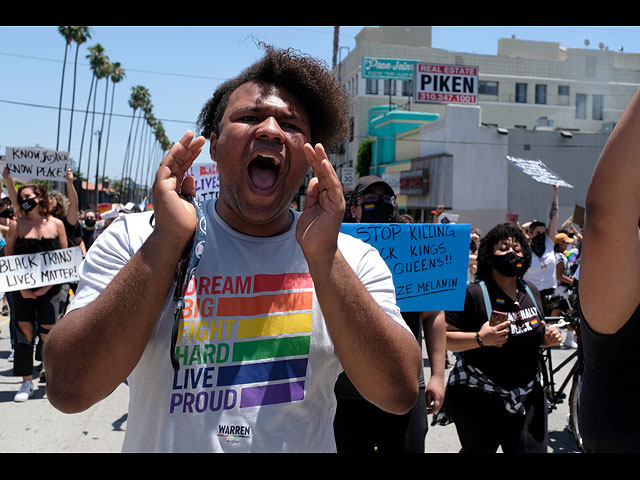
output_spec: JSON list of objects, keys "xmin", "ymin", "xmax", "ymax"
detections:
[{"xmin": 334, "ymin": 26, "xmax": 640, "ymax": 173}]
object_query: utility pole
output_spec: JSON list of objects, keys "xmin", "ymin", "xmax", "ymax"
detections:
[{"xmin": 332, "ymin": 26, "xmax": 340, "ymax": 70}]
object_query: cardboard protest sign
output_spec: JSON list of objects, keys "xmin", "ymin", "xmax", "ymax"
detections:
[
  {"xmin": 5, "ymin": 147, "xmax": 69, "ymax": 181},
  {"xmin": 572, "ymin": 205, "xmax": 585, "ymax": 227},
  {"xmin": 0, "ymin": 247, "xmax": 83, "ymax": 292},
  {"xmin": 505, "ymin": 155, "xmax": 573, "ymax": 188},
  {"xmin": 186, "ymin": 163, "xmax": 219, "ymax": 202},
  {"xmin": 340, "ymin": 223, "xmax": 470, "ymax": 311}
]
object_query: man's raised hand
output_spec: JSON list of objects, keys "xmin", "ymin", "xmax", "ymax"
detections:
[
  {"xmin": 296, "ymin": 143, "xmax": 345, "ymax": 259},
  {"xmin": 152, "ymin": 131, "xmax": 205, "ymax": 246}
]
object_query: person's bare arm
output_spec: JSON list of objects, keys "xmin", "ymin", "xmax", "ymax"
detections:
[
  {"xmin": 44, "ymin": 132, "xmax": 206, "ymax": 413},
  {"xmin": 547, "ymin": 185, "xmax": 559, "ymax": 239},
  {"xmin": 446, "ymin": 320, "xmax": 510, "ymax": 351},
  {"xmin": 421, "ymin": 310, "xmax": 446, "ymax": 414},
  {"xmin": 297, "ymin": 143, "xmax": 421, "ymax": 415},
  {"xmin": 64, "ymin": 168, "xmax": 80, "ymax": 225},
  {"xmin": 580, "ymin": 88, "xmax": 640, "ymax": 334},
  {"xmin": 2, "ymin": 167, "xmax": 19, "ymax": 214}
]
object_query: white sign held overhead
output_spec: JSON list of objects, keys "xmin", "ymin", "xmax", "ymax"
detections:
[
  {"xmin": 414, "ymin": 63, "xmax": 478, "ymax": 105},
  {"xmin": 505, "ymin": 156, "xmax": 573, "ymax": 188},
  {"xmin": 5, "ymin": 147, "xmax": 69, "ymax": 181}
]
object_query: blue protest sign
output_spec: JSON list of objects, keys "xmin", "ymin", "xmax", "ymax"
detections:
[{"xmin": 340, "ymin": 223, "xmax": 470, "ymax": 312}]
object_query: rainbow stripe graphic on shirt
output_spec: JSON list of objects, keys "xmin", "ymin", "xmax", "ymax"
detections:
[
  {"xmin": 363, "ymin": 203, "xmax": 375, "ymax": 211},
  {"xmin": 170, "ymin": 272, "xmax": 313, "ymax": 415}
]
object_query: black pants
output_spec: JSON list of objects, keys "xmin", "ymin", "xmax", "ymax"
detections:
[
  {"xmin": 12, "ymin": 285, "xmax": 67, "ymax": 377},
  {"xmin": 333, "ymin": 387, "xmax": 427, "ymax": 453},
  {"xmin": 445, "ymin": 383, "xmax": 548, "ymax": 453}
]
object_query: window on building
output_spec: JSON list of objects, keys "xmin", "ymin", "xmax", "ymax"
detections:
[
  {"xmin": 515, "ymin": 83, "xmax": 527, "ymax": 103},
  {"xmin": 535, "ymin": 84, "xmax": 547, "ymax": 104},
  {"xmin": 558, "ymin": 85, "xmax": 570, "ymax": 96},
  {"xmin": 366, "ymin": 78, "xmax": 378, "ymax": 95},
  {"xmin": 576, "ymin": 94, "xmax": 587, "ymax": 119},
  {"xmin": 479, "ymin": 81, "xmax": 498, "ymax": 95},
  {"xmin": 592, "ymin": 94, "xmax": 604, "ymax": 120},
  {"xmin": 402, "ymin": 80, "xmax": 412, "ymax": 97},
  {"xmin": 384, "ymin": 79, "xmax": 396, "ymax": 96}
]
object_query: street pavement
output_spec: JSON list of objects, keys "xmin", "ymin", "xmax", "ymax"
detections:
[{"xmin": 0, "ymin": 314, "xmax": 581, "ymax": 453}]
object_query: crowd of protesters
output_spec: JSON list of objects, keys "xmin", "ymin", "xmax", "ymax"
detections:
[
  {"xmin": 0, "ymin": 167, "xmax": 145, "ymax": 402},
  {"xmin": 0, "ymin": 165, "xmax": 585, "ymax": 452},
  {"xmin": 1, "ymin": 42, "xmax": 636, "ymax": 454}
]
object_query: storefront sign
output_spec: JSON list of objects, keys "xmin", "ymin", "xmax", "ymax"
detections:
[{"xmin": 362, "ymin": 57, "xmax": 418, "ymax": 80}]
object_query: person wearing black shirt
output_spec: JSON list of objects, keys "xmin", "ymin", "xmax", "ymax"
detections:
[
  {"xmin": 579, "ymin": 87, "xmax": 640, "ymax": 452},
  {"xmin": 436, "ymin": 222, "xmax": 562, "ymax": 453},
  {"xmin": 333, "ymin": 176, "xmax": 446, "ymax": 453},
  {"xmin": 81, "ymin": 210, "xmax": 97, "ymax": 251}
]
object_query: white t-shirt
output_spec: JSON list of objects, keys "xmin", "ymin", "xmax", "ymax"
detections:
[
  {"xmin": 68, "ymin": 200, "xmax": 407, "ymax": 453},
  {"xmin": 523, "ymin": 234, "xmax": 557, "ymax": 291}
]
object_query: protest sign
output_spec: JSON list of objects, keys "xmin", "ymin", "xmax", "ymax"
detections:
[
  {"xmin": 0, "ymin": 247, "xmax": 83, "ymax": 292},
  {"xmin": 437, "ymin": 213, "xmax": 459, "ymax": 224},
  {"xmin": 340, "ymin": 223, "xmax": 470, "ymax": 311},
  {"xmin": 186, "ymin": 163, "xmax": 219, "ymax": 201},
  {"xmin": 5, "ymin": 147, "xmax": 69, "ymax": 181},
  {"xmin": 572, "ymin": 204, "xmax": 585, "ymax": 227},
  {"xmin": 505, "ymin": 155, "xmax": 573, "ymax": 188}
]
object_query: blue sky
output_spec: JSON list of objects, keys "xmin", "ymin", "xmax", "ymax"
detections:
[{"xmin": 1, "ymin": 26, "xmax": 639, "ymax": 188}]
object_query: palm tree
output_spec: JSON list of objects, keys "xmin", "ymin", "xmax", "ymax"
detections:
[
  {"xmin": 101, "ymin": 62, "xmax": 125, "ymax": 181},
  {"xmin": 56, "ymin": 27, "xmax": 75, "ymax": 151},
  {"xmin": 94, "ymin": 60, "xmax": 115, "ymax": 205},
  {"xmin": 66, "ymin": 26, "xmax": 91, "ymax": 155},
  {"xmin": 85, "ymin": 51, "xmax": 110, "ymax": 207},
  {"xmin": 128, "ymin": 101, "xmax": 153, "ymax": 200},
  {"xmin": 144, "ymin": 121, "xmax": 168, "ymax": 197},
  {"xmin": 77, "ymin": 43, "xmax": 107, "ymax": 187},
  {"xmin": 121, "ymin": 86, "xmax": 150, "ymax": 198}
]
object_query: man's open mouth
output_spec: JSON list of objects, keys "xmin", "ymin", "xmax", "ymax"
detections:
[{"xmin": 248, "ymin": 154, "xmax": 281, "ymax": 192}]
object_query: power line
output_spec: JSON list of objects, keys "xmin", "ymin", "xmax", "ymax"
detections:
[
  {"xmin": 0, "ymin": 51, "xmax": 228, "ymax": 81},
  {"xmin": 0, "ymin": 98, "xmax": 194, "ymax": 125}
]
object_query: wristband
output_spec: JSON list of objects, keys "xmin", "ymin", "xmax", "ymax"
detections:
[{"xmin": 475, "ymin": 332, "xmax": 484, "ymax": 348}]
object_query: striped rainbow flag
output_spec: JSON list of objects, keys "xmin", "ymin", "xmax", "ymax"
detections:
[{"xmin": 214, "ymin": 272, "xmax": 314, "ymax": 408}]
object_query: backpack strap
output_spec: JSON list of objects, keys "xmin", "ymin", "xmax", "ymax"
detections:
[
  {"xmin": 518, "ymin": 279, "xmax": 545, "ymax": 320},
  {"xmin": 478, "ymin": 280, "xmax": 492, "ymax": 323}
]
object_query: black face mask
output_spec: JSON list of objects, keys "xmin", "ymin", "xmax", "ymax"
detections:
[
  {"xmin": 530, "ymin": 233, "xmax": 546, "ymax": 257},
  {"xmin": 84, "ymin": 218, "xmax": 96, "ymax": 227},
  {"xmin": 360, "ymin": 200, "xmax": 395, "ymax": 223},
  {"xmin": 0, "ymin": 208, "xmax": 13, "ymax": 218},
  {"xmin": 21, "ymin": 197, "xmax": 38, "ymax": 213},
  {"xmin": 491, "ymin": 252, "xmax": 525, "ymax": 278}
]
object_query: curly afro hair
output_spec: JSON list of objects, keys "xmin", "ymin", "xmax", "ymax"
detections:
[
  {"xmin": 475, "ymin": 222, "xmax": 532, "ymax": 281},
  {"xmin": 196, "ymin": 43, "xmax": 350, "ymax": 150}
]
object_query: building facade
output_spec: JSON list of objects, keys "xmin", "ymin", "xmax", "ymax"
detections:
[
  {"xmin": 382, "ymin": 104, "xmax": 608, "ymax": 235},
  {"xmin": 332, "ymin": 26, "xmax": 639, "ymax": 231}
]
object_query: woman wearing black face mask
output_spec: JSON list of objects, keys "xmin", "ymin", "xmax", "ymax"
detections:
[
  {"xmin": 433, "ymin": 223, "xmax": 562, "ymax": 453},
  {"xmin": 5, "ymin": 184, "xmax": 68, "ymax": 402}
]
